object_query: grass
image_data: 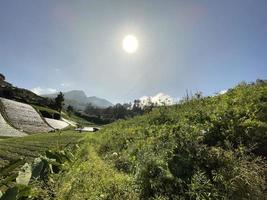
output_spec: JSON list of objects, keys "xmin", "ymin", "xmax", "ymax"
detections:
[
  {"xmin": 56, "ymin": 134, "xmax": 139, "ymax": 200},
  {"xmin": 0, "ymin": 130, "xmax": 86, "ymax": 168},
  {"xmin": 32, "ymin": 104, "xmax": 98, "ymax": 126},
  {"xmin": 71, "ymin": 114, "xmax": 100, "ymax": 127},
  {"xmin": 31, "ymin": 105, "xmax": 60, "ymax": 116}
]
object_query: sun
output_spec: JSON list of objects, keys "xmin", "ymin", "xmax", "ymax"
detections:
[{"xmin": 122, "ymin": 35, "xmax": 139, "ymax": 53}]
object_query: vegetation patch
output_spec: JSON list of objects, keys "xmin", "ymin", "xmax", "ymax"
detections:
[
  {"xmin": 57, "ymin": 81, "xmax": 267, "ymax": 199},
  {"xmin": 0, "ymin": 131, "xmax": 86, "ymax": 197},
  {"xmin": 1, "ymin": 81, "xmax": 266, "ymax": 199},
  {"xmin": 56, "ymin": 136, "xmax": 139, "ymax": 200},
  {"xmin": 32, "ymin": 105, "xmax": 61, "ymax": 120}
]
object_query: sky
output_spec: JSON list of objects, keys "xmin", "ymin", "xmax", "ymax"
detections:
[{"xmin": 0, "ymin": 0, "xmax": 266, "ymax": 103}]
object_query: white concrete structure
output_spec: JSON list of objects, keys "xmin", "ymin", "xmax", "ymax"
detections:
[
  {"xmin": 75, "ymin": 127, "xmax": 100, "ymax": 132},
  {"xmin": 0, "ymin": 111, "xmax": 27, "ymax": 137},
  {"xmin": 44, "ymin": 118, "xmax": 69, "ymax": 130},
  {"xmin": 0, "ymin": 98, "xmax": 53, "ymax": 133}
]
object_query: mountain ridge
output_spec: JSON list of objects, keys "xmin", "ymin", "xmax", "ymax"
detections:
[{"xmin": 43, "ymin": 90, "xmax": 113, "ymax": 110}]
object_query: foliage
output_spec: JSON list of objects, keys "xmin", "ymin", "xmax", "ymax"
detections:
[
  {"xmin": 0, "ymin": 131, "xmax": 86, "ymax": 198},
  {"xmin": 1, "ymin": 80, "xmax": 267, "ymax": 199},
  {"xmin": 83, "ymin": 100, "xmax": 146, "ymax": 124},
  {"xmin": 55, "ymin": 92, "xmax": 64, "ymax": 113},
  {"xmin": 32, "ymin": 104, "xmax": 61, "ymax": 119},
  {"xmin": 56, "ymin": 138, "xmax": 139, "ymax": 200},
  {"xmin": 0, "ymin": 144, "xmax": 81, "ymax": 200},
  {"xmin": 66, "ymin": 105, "xmax": 74, "ymax": 115},
  {"xmin": 60, "ymin": 80, "xmax": 267, "ymax": 200}
]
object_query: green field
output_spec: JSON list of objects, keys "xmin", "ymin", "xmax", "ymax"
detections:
[
  {"xmin": 0, "ymin": 131, "xmax": 86, "ymax": 192},
  {"xmin": 0, "ymin": 131, "xmax": 86, "ymax": 168}
]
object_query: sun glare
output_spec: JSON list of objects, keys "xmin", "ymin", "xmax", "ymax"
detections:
[{"xmin": 122, "ymin": 35, "xmax": 139, "ymax": 53}]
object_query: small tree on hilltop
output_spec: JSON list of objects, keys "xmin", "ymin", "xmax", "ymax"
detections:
[
  {"xmin": 67, "ymin": 105, "xmax": 74, "ymax": 115},
  {"xmin": 0, "ymin": 73, "xmax": 5, "ymax": 81},
  {"xmin": 55, "ymin": 92, "xmax": 64, "ymax": 113}
]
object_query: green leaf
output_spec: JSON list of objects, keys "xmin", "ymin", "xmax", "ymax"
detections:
[
  {"xmin": 16, "ymin": 163, "xmax": 32, "ymax": 186},
  {"xmin": 0, "ymin": 187, "xmax": 19, "ymax": 200},
  {"xmin": 31, "ymin": 158, "xmax": 44, "ymax": 179}
]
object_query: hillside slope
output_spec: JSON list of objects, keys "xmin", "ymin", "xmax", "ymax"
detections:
[
  {"xmin": 0, "ymin": 77, "xmax": 55, "ymax": 109},
  {"xmin": 57, "ymin": 81, "xmax": 267, "ymax": 200}
]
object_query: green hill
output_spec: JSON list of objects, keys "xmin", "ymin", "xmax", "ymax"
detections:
[
  {"xmin": 0, "ymin": 80, "xmax": 266, "ymax": 199},
  {"xmin": 0, "ymin": 77, "xmax": 55, "ymax": 110},
  {"xmin": 57, "ymin": 80, "xmax": 267, "ymax": 200}
]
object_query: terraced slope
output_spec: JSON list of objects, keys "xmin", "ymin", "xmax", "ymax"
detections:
[
  {"xmin": 0, "ymin": 98, "xmax": 53, "ymax": 133},
  {"xmin": 0, "ymin": 112, "xmax": 27, "ymax": 137},
  {"xmin": 45, "ymin": 118, "xmax": 69, "ymax": 129},
  {"xmin": 0, "ymin": 131, "xmax": 85, "ymax": 169}
]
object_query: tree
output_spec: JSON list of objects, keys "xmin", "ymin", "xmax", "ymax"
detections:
[
  {"xmin": 194, "ymin": 91, "xmax": 203, "ymax": 99},
  {"xmin": 55, "ymin": 92, "xmax": 64, "ymax": 113},
  {"xmin": 67, "ymin": 105, "xmax": 74, "ymax": 115},
  {"xmin": 112, "ymin": 103, "xmax": 127, "ymax": 119},
  {"xmin": 0, "ymin": 73, "xmax": 5, "ymax": 81}
]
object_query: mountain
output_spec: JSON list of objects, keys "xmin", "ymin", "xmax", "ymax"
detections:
[{"xmin": 43, "ymin": 90, "xmax": 113, "ymax": 110}]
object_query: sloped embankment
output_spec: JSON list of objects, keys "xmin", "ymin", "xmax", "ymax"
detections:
[
  {"xmin": 0, "ymin": 98, "xmax": 53, "ymax": 133},
  {"xmin": 44, "ymin": 118, "xmax": 69, "ymax": 129},
  {"xmin": 0, "ymin": 110, "xmax": 27, "ymax": 137}
]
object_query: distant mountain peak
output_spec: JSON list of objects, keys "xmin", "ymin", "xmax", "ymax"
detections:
[
  {"xmin": 63, "ymin": 90, "xmax": 87, "ymax": 100},
  {"xmin": 43, "ymin": 90, "xmax": 113, "ymax": 110},
  {"xmin": 66, "ymin": 90, "xmax": 86, "ymax": 94}
]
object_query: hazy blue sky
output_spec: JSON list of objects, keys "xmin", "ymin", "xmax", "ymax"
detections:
[{"xmin": 0, "ymin": 0, "xmax": 266, "ymax": 103}]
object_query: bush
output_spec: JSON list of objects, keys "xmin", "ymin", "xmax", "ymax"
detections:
[
  {"xmin": 96, "ymin": 81, "xmax": 267, "ymax": 199},
  {"xmin": 55, "ymin": 81, "xmax": 267, "ymax": 199}
]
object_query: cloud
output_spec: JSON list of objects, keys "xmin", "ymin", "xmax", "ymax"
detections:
[
  {"xmin": 31, "ymin": 87, "xmax": 57, "ymax": 95},
  {"xmin": 139, "ymin": 93, "xmax": 176, "ymax": 107},
  {"xmin": 60, "ymin": 82, "xmax": 71, "ymax": 87},
  {"xmin": 219, "ymin": 90, "xmax": 227, "ymax": 95}
]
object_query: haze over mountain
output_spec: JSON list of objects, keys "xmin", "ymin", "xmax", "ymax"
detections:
[{"xmin": 43, "ymin": 90, "xmax": 113, "ymax": 110}]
